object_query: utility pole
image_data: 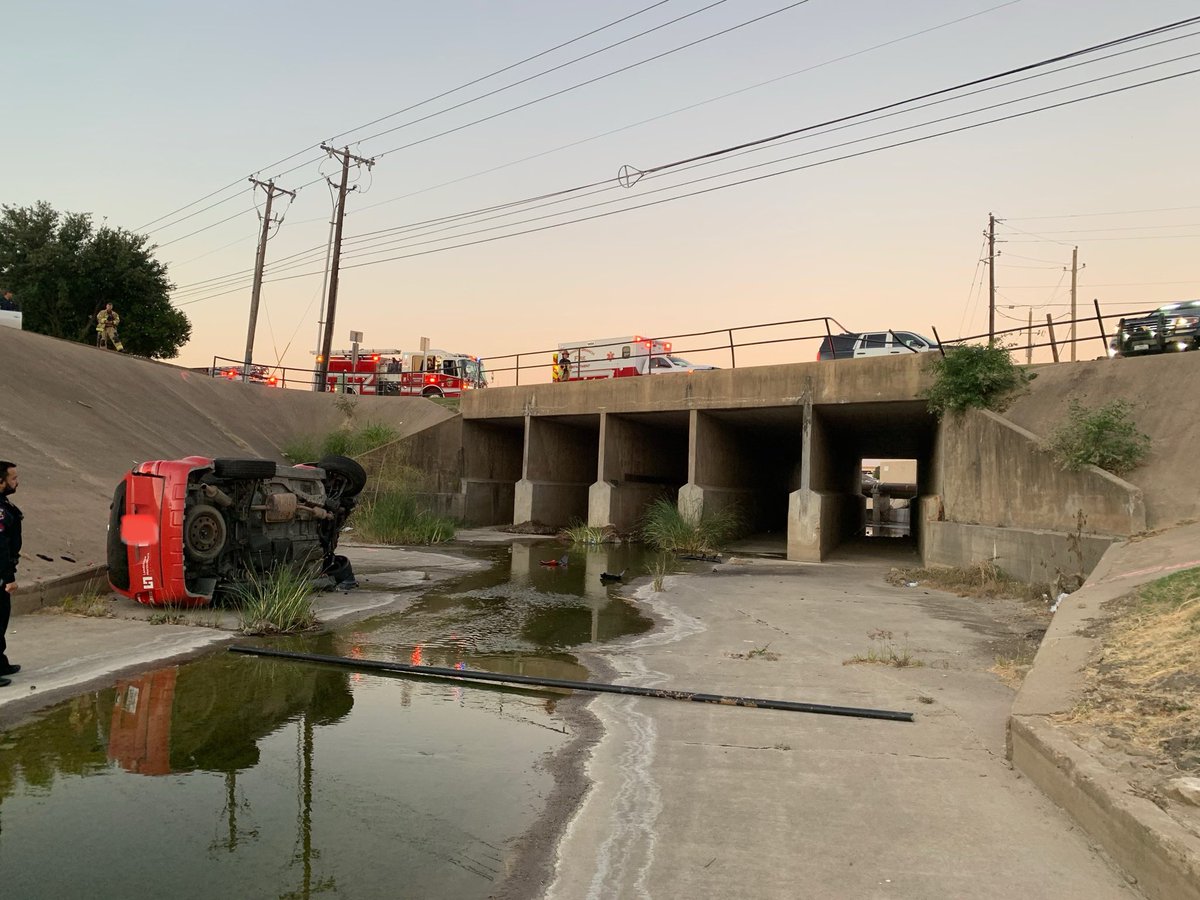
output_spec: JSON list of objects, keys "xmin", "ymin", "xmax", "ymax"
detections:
[
  {"xmin": 244, "ymin": 178, "xmax": 295, "ymax": 381},
  {"xmin": 316, "ymin": 144, "xmax": 375, "ymax": 392},
  {"xmin": 1069, "ymin": 245, "xmax": 1080, "ymax": 361},
  {"xmin": 988, "ymin": 213, "xmax": 996, "ymax": 344}
]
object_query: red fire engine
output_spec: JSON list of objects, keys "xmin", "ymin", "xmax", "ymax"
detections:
[{"xmin": 321, "ymin": 348, "xmax": 486, "ymax": 398}]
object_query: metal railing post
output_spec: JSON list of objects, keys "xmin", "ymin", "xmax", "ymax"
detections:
[
  {"xmin": 930, "ymin": 326, "xmax": 946, "ymax": 357},
  {"xmin": 515, "ymin": 353, "xmax": 521, "ymax": 386},
  {"xmin": 728, "ymin": 330, "xmax": 736, "ymax": 368},
  {"xmin": 1093, "ymin": 299, "xmax": 1108, "ymax": 352},
  {"xmin": 1045, "ymin": 314, "xmax": 1060, "ymax": 363}
]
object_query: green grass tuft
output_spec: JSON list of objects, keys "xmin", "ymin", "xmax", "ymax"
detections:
[
  {"xmin": 560, "ymin": 521, "xmax": 620, "ymax": 546},
  {"xmin": 229, "ymin": 565, "xmax": 318, "ymax": 635},
  {"xmin": 283, "ymin": 422, "xmax": 400, "ymax": 463},
  {"xmin": 640, "ymin": 497, "xmax": 742, "ymax": 554},
  {"xmin": 353, "ymin": 490, "xmax": 456, "ymax": 545}
]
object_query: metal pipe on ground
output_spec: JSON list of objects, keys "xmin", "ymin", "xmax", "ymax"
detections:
[{"xmin": 229, "ymin": 645, "xmax": 915, "ymax": 722}]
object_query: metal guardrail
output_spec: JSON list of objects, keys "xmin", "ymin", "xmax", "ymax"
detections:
[{"xmin": 208, "ymin": 301, "xmax": 1164, "ymax": 392}]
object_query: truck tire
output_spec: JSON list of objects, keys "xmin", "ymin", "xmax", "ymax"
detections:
[
  {"xmin": 317, "ymin": 455, "xmax": 367, "ymax": 499},
  {"xmin": 213, "ymin": 458, "xmax": 277, "ymax": 480},
  {"xmin": 184, "ymin": 503, "xmax": 227, "ymax": 562},
  {"xmin": 421, "ymin": 386, "xmax": 444, "ymax": 398},
  {"xmin": 107, "ymin": 480, "xmax": 130, "ymax": 591}
]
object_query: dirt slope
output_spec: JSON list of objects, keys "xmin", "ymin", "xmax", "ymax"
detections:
[
  {"xmin": 1004, "ymin": 352, "xmax": 1200, "ymax": 529},
  {"xmin": 0, "ymin": 327, "xmax": 455, "ymax": 586}
]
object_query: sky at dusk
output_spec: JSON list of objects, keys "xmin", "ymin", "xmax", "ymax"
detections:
[{"xmin": 5, "ymin": 0, "xmax": 1199, "ymax": 381}]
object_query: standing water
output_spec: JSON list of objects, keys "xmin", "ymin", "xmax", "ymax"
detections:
[{"xmin": 0, "ymin": 541, "xmax": 660, "ymax": 898}]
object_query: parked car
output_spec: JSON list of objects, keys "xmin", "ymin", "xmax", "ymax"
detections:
[
  {"xmin": 107, "ymin": 455, "xmax": 365, "ymax": 607},
  {"xmin": 817, "ymin": 331, "xmax": 939, "ymax": 360},
  {"xmin": 1110, "ymin": 300, "xmax": 1200, "ymax": 357}
]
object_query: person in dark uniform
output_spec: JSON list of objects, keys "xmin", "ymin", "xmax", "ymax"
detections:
[{"xmin": 0, "ymin": 460, "xmax": 22, "ymax": 687}]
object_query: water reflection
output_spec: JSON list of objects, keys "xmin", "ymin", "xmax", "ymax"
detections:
[{"xmin": 0, "ymin": 541, "xmax": 661, "ymax": 899}]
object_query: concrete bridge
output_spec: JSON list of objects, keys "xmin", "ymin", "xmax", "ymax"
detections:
[{"xmin": 382, "ymin": 353, "xmax": 1156, "ymax": 579}]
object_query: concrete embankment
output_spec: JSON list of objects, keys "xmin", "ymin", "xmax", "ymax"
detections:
[
  {"xmin": 1010, "ymin": 522, "xmax": 1200, "ymax": 900},
  {"xmin": 0, "ymin": 326, "xmax": 452, "ymax": 602}
]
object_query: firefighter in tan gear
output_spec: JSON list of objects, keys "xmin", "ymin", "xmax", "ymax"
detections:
[{"xmin": 96, "ymin": 302, "xmax": 124, "ymax": 351}]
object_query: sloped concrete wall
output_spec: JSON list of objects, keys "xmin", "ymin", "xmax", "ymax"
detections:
[
  {"xmin": 937, "ymin": 409, "xmax": 1145, "ymax": 536},
  {"xmin": 0, "ymin": 327, "xmax": 454, "ymax": 589}
]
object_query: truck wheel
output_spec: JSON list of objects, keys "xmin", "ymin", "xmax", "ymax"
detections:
[
  {"xmin": 213, "ymin": 458, "xmax": 277, "ymax": 480},
  {"xmin": 317, "ymin": 455, "xmax": 367, "ymax": 499},
  {"xmin": 184, "ymin": 504, "xmax": 227, "ymax": 562},
  {"xmin": 421, "ymin": 386, "xmax": 444, "ymax": 398}
]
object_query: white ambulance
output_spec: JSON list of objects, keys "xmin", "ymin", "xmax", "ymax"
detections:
[{"xmin": 555, "ymin": 336, "xmax": 718, "ymax": 380}]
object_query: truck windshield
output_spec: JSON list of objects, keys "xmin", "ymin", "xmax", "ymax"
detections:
[
  {"xmin": 464, "ymin": 359, "xmax": 484, "ymax": 383},
  {"xmin": 666, "ymin": 356, "xmax": 693, "ymax": 366}
]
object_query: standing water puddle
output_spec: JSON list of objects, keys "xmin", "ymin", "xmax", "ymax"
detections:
[{"xmin": 0, "ymin": 541, "xmax": 662, "ymax": 899}]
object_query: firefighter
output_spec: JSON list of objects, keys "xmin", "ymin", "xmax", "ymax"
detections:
[
  {"xmin": 551, "ymin": 353, "xmax": 561, "ymax": 383},
  {"xmin": 559, "ymin": 349, "xmax": 571, "ymax": 381},
  {"xmin": 96, "ymin": 303, "xmax": 124, "ymax": 352}
]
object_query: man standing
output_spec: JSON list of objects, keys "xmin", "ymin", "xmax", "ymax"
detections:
[
  {"xmin": 96, "ymin": 302, "xmax": 124, "ymax": 351},
  {"xmin": 0, "ymin": 460, "xmax": 22, "ymax": 687}
]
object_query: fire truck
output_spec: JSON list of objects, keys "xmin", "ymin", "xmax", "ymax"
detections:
[
  {"xmin": 554, "ymin": 336, "xmax": 718, "ymax": 380},
  {"xmin": 322, "ymin": 348, "xmax": 486, "ymax": 398}
]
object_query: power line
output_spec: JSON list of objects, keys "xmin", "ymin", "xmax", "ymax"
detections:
[
  {"xmin": 1004, "ymin": 203, "xmax": 1200, "ymax": 220},
  {"xmin": 368, "ymin": 0, "xmax": 817, "ymax": 159},
  {"xmin": 137, "ymin": 0, "xmax": 693, "ymax": 234},
  {"xmin": 174, "ymin": 62, "xmax": 1200, "ymax": 307}
]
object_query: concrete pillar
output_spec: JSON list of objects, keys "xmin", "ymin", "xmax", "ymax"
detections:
[
  {"xmin": 788, "ymin": 398, "xmax": 822, "ymax": 561},
  {"xmin": 514, "ymin": 415, "xmax": 599, "ymax": 527},
  {"xmin": 681, "ymin": 409, "xmax": 755, "ymax": 523},
  {"xmin": 588, "ymin": 413, "xmax": 687, "ymax": 531}
]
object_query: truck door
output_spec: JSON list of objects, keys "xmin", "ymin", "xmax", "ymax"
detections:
[{"xmin": 854, "ymin": 333, "xmax": 889, "ymax": 357}]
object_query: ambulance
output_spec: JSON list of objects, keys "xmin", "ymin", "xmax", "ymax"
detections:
[
  {"xmin": 322, "ymin": 348, "xmax": 486, "ymax": 398},
  {"xmin": 554, "ymin": 336, "xmax": 718, "ymax": 381}
]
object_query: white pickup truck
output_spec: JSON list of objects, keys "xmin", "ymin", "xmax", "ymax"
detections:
[{"xmin": 817, "ymin": 330, "xmax": 938, "ymax": 360}]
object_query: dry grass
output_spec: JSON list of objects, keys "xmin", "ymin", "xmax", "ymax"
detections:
[
  {"xmin": 844, "ymin": 629, "xmax": 924, "ymax": 668},
  {"xmin": 57, "ymin": 591, "xmax": 115, "ymax": 618},
  {"xmin": 887, "ymin": 561, "xmax": 1054, "ymax": 606},
  {"xmin": 1064, "ymin": 566, "xmax": 1200, "ymax": 771},
  {"xmin": 728, "ymin": 644, "xmax": 781, "ymax": 661},
  {"xmin": 991, "ymin": 635, "xmax": 1041, "ymax": 688}
]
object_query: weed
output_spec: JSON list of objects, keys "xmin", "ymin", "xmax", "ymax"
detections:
[
  {"xmin": 844, "ymin": 629, "xmax": 924, "ymax": 668},
  {"xmin": 1045, "ymin": 398, "xmax": 1150, "ymax": 476},
  {"xmin": 922, "ymin": 343, "xmax": 1029, "ymax": 417},
  {"xmin": 354, "ymin": 490, "xmax": 456, "ymax": 545},
  {"xmin": 650, "ymin": 553, "xmax": 672, "ymax": 592},
  {"xmin": 60, "ymin": 591, "xmax": 114, "ymax": 618},
  {"xmin": 992, "ymin": 636, "xmax": 1040, "ymax": 687},
  {"xmin": 728, "ymin": 644, "xmax": 781, "ymax": 661},
  {"xmin": 148, "ymin": 609, "xmax": 187, "ymax": 625},
  {"xmin": 333, "ymin": 395, "xmax": 357, "ymax": 418},
  {"xmin": 322, "ymin": 421, "xmax": 400, "ymax": 459},
  {"xmin": 228, "ymin": 565, "xmax": 318, "ymax": 635},
  {"xmin": 640, "ymin": 497, "xmax": 742, "ymax": 554},
  {"xmin": 559, "ymin": 522, "xmax": 620, "ymax": 546},
  {"xmin": 282, "ymin": 436, "xmax": 319, "ymax": 463},
  {"xmin": 888, "ymin": 562, "xmax": 1052, "ymax": 606}
]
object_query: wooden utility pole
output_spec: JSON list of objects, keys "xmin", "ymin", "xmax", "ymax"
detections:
[
  {"xmin": 988, "ymin": 213, "xmax": 996, "ymax": 344},
  {"xmin": 1069, "ymin": 245, "xmax": 1079, "ymax": 361},
  {"xmin": 243, "ymin": 178, "xmax": 295, "ymax": 381},
  {"xmin": 316, "ymin": 144, "xmax": 375, "ymax": 392}
]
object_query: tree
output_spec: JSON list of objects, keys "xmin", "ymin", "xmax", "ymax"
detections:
[{"xmin": 0, "ymin": 201, "xmax": 191, "ymax": 359}]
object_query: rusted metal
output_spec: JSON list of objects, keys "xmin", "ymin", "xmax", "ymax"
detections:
[{"xmin": 230, "ymin": 645, "xmax": 915, "ymax": 722}]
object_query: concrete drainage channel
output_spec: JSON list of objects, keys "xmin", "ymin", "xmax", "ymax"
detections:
[{"xmin": 1008, "ymin": 523, "xmax": 1200, "ymax": 900}]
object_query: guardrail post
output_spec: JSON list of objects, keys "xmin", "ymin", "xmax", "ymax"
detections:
[
  {"xmin": 1045, "ymin": 314, "xmax": 1060, "ymax": 363},
  {"xmin": 515, "ymin": 353, "xmax": 521, "ymax": 386},
  {"xmin": 930, "ymin": 326, "xmax": 946, "ymax": 357},
  {"xmin": 1093, "ymin": 299, "xmax": 1108, "ymax": 351}
]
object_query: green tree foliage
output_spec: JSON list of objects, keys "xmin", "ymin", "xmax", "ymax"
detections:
[
  {"xmin": 922, "ymin": 343, "xmax": 1029, "ymax": 417},
  {"xmin": 0, "ymin": 201, "xmax": 190, "ymax": 358},
  {"xmin": 1046, "ymin": 399, "xmax": 1150, "ymax": 476}
]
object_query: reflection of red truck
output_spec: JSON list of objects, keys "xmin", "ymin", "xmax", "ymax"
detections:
[{"xmin": 322, "ymin": 348, "xmax": 486, "ymax": 398}]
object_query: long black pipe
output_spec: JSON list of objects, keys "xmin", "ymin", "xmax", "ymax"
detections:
[{"xmin": 229, "ymin": 645, "xmax": 915, "ymax": 723}]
